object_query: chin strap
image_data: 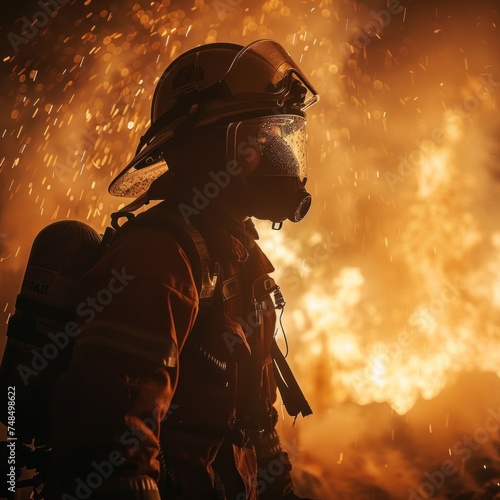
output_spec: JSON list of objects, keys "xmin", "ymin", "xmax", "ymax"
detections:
[{"xmin": 110, "ymin": 193, "xmax": 150, "ymax": 230}]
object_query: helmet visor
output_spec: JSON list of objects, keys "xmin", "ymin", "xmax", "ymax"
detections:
[
  {"xmin": 226, "ymin": 115, "xmax": 308, "ymax": 180},
  {"xmin": 222, "ymin": 39, "xmax": 319, "ymax": 110}
]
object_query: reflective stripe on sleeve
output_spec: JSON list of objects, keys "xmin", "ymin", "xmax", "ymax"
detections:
[{"xmin": 76, "ymin": 318, "xmax": 178, "ymax": 367}]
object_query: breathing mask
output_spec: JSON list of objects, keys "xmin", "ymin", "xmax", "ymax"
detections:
[{"xmin": 226, "ymin": 114, "xmax": 312, "ymax": 226}]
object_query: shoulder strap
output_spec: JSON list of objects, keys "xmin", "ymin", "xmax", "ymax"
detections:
[{"xmin": 109, "ymin": 204, "xmax": 219, "ymax": 300}]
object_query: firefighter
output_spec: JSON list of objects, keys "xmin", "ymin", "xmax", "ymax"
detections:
[{"xmin": 45, "ymin": 39, "xmax": 319, "ymax": 499}]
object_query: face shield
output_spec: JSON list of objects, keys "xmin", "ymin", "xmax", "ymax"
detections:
[{"xmin": 226, "ymin": 114, "xmax": 308, "ymax": 180}]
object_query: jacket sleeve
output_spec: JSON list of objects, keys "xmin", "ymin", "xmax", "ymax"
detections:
[{"xmin": 45, "ymin": 226, "xmax": 198, "ymax": 499}]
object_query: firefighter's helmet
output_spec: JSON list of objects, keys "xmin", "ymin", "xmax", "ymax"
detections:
[{"xmin": 108, "ymin": 39, "xmax": 319, "ymax": 198}]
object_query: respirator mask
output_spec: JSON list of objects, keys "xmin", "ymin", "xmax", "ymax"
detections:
[{"xmin": 226, "ymin": 114, "xmax": 312, "ymax": 227}]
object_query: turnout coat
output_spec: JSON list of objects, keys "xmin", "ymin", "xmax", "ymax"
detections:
[{"xmin": 46, "ymin": 199, "xmax": 296, "ymax": 499}]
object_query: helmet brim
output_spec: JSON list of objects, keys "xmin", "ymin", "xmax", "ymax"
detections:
[{"xmin": 108, "ymin": 128, "xmax": 172, "ymax": 197}]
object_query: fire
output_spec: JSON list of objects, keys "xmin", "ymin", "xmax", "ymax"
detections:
[{"xmin": 260, "ymin": 97, "xmax": 500, "ymax": 417}]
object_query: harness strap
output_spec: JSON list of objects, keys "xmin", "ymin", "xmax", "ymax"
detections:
[
  {"xmin": 110, "ymin": 202, "xmax": 311, "ymax": 421},
  {"xmin": 270, "ymin": 340, "xmax": 313, "ymax": 423},
  {"xmin": 110, "ymin": 203, "xmax": 218, "ymax": 300}
]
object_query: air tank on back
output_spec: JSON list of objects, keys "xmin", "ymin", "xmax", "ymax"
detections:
[{"xmin": 0, "ymin": 220, "xmax": 102, "ymax": 443}]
